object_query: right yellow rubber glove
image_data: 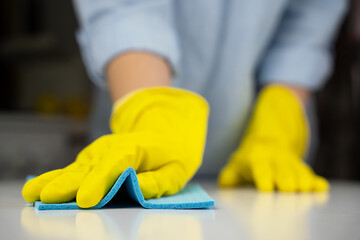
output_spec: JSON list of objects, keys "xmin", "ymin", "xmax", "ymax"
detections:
[
  {"xmin": 22, "ymin": 87, "xmax": 209, "ymax": 208},
  {"xmin": 218, "ymin": 85, "xmax": 329, "ymax": 192}
]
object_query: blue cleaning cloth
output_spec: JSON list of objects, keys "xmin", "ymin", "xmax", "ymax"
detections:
[{"xmin": 31, "ymin": 167, "xmax": 215, "ymax": 210}]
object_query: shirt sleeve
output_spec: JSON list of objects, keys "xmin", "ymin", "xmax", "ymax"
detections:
[
  {"xmin": 72, "ymin": 0, "xmax": 179, "ymax": 88},
  {"xmin": 258, "ymin": 0, "xmax": 348, "ymax": 90}
]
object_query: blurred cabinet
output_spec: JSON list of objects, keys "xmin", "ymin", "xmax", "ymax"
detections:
[
  {"xmin": 0, "ymin": 0, "xmax": 91, "ymax": 112},
  {"xmin": 315, "ymin": 0, "xmax": 360, "ymax": 181}
]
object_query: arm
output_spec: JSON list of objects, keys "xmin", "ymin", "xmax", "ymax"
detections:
[
  {"xmin": 219, "ymin": 0, "xmax": 348, "ymax": 192},
  {"xmin": 283, "ymin": 85, "xmax": 310, "ymax": 104},
  {"xmin": 73, "ymin": 0, "xmax": 179, "ymax": 89},
  {"xmin": 106, "ymin": 51, "xmax": 171, "ymax": 101},
  {"xmin": 258, "ymin": 0, "xmax": 348, "ymax": 91},
  {"xmin": 22, "ymin": 0, "xmax": 210, "ymax": 208}
]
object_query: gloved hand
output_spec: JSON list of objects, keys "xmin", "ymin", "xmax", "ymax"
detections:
[
  {"xmin": 22, "ymin": 87, "xmax": 209, "ymax": 208},
  {"xmin": 218, "ymin": 85, "xmax": 329, "ymax": 192}
]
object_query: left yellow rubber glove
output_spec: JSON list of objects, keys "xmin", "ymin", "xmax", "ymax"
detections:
[
  {"xmin": 218, "ymin": 85, "xmax": 329, "ymax": 192},
  {"xmin": 22, "ymin": 87, "xmax": 209, "ymax": 208}
]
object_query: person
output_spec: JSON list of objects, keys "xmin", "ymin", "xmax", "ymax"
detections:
[{"xmin": 22, "ymin": 0, "xmax": 347, "ymax": 208}]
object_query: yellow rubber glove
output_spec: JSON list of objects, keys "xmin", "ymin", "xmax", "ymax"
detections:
[
  {"xmin": 22, "ymin": 87, "xmax": 209, "ymax": 208},
  {"xmin": 218, "ymin": 85, "xmax": 329, "ymax": 192}
]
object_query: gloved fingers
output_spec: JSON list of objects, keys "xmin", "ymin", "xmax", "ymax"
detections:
[
  {"xmin": 73, "ymin": 135, "xmax": 115, "ymax": 165},
  {"xmin": 293, "ymin": 161, "xmax": 329, "ymax": 192},
  {"xmin": 251, "ymin": 163, "xmax": 274, "ymax": 191},
  {"xmin": 22, "ymin": 169, "xmax": 64, "ymax": 203},
  {"xmin": 313, "ymin": 176, "xmax": 330, "ymax": 192},
  {"xmin": 274, "ymin": 163, "xmax": 297, "ymax": 192},
  {"xmin": 293, "ymin": 162, "xmax": 315, "ymax": 192},
  {"xmin": 40, "ymin": 169, "xmax": 89, "ymax": 203},
  {"xmin": 218, "ymin": 164, "xmax": 245, "ymax": 188},
  {"xmin": 76, "ymin": 145, "xmax": 143, "ymax": 208},
  {"xmin": 137, "ymin": 162, "xmax": 187, "ymax": 199}
]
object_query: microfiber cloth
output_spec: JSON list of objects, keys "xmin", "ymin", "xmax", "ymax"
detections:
[{"xmin": 29, "ymin": 167, "xmax": 215, "ymax": 210}]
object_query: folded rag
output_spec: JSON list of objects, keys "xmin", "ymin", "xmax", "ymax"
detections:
[{"xmin": 28, "ymin": 168, "xmax": 215, "ymax": 210}]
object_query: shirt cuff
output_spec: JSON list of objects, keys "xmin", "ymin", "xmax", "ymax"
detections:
[
  {"xmin": 258, "ymin": 46, "xmax": 332, "ymax": 91},
  {"xmin": 76, "ymin": 9, "xmax": 180, "ymax": 88}
]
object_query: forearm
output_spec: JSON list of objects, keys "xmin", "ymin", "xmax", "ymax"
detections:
[
  {"xmin": 286, "ymin": 85, "xmax": 310, "ymax": 104},
  {"xmin": 106, "ymin": 51, "xmax": 172, "ymax": 102}
]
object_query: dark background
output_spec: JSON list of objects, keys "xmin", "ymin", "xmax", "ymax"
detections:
[
  {"xmin": 0, "ymin": 0, "xmax": 359, "ymax": 180},
  {"xmin": 315, "ymin": 1, "xmax": 360, "ymax": 181}
]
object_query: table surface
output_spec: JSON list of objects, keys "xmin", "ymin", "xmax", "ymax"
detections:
[{"xmin": 0, "ymin": 180, "xmax": 359, "ymax": 240}]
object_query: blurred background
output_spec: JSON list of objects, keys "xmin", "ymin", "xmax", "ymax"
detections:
[{"xmin": 0, "ymin": 0, "xmax": 359, "ymax": 181}]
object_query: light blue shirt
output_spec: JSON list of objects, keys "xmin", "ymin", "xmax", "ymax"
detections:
[{"xmin": 73, "ymin": 0, "xmax": 347, "ymax": 175}]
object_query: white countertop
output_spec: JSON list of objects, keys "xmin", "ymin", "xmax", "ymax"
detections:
[{"xmin": 0, "ymin": 180, "xmax": 359, "ymax": 240}]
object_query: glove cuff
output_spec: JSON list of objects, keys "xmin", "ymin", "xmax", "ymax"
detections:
[
  {"xmin": 110, "ymin": 87, "xmax": 209, "ymax": 134},
  {"xmin": 247, "ymin": 85, "xmax": 310, "ymax": 157},
  {"xmin": 266, "ymin": 85, "xmax": 309, "ymax": 157}
]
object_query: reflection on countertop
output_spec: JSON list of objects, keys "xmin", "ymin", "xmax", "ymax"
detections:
[
  {"xmin": 20, "ymin": 205, "xmax": 215, "ymax": 240},
  {"xmin": 218, "ymin": 187, "xmax": 329, "ymax": 240},
  {"xmin": 0, "ymin": 180, "xmax": 359, "ymax": 240}
]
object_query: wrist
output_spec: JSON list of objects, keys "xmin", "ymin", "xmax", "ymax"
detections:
[
  {"xmin": 267, "ymin": 84, "xmax": 310, "ymax": 105},
  {"xmin": 255, "ymin": 84, "xmax": 310, "ymax": 156},
  {"xmin": 106, "ymin": 51, "xmax": 172, "ymax": 102}
]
